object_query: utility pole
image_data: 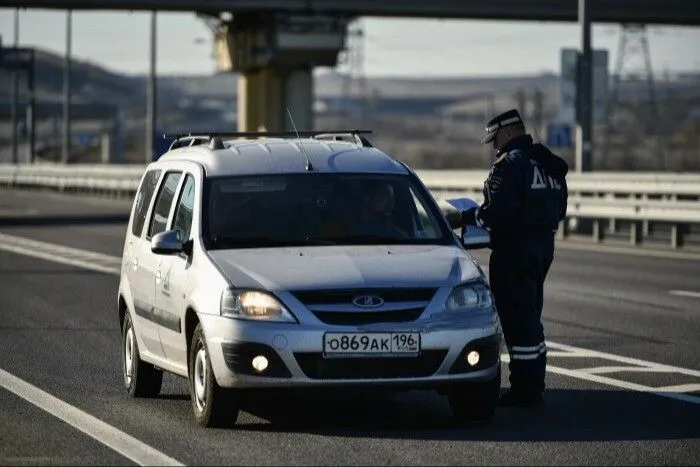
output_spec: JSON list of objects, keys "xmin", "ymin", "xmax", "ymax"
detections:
[
  {"xmin": 482, "ymin": 93, "xmax": 495, "ymax": 164},
  {"xmin": 603, "ymin": 25, "xmax": 662, "ymax": 169},
  {"xmin": 10, "ymin": 8, "xmax": 19, "ymax": 164},
  {"xmin": 576, "ymin": 0, "xmax": 593, "ymax": 172},
  {"xmin": 533, "ymin": 88, "xmax": 544, "ymax": 141},
  {"xmin": 27, "ymin": 51, "xmax": 36, "ymax": 163},
  {"xmin": 146, "ymin": 11, "xmax": 157, "ymax": 163},
  {"xmin": 342, "ymin": 21, "xmax": 366, "ymax": 127},
  {"xmin": 514, "ymin": 88, "xmax": 526, "ymax": 117},
  {"xmin": 62, "ymin": 10, "xmax": 72, "ymax": 164}
]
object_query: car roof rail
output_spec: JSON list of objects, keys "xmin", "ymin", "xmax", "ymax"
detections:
[
  {"xmin": 163, "ymin": 130, "xmax": 374, "ymax": 149},
  {"xmin": 166, "ymin": 135, "xmax": 215, "ymax": 151}
]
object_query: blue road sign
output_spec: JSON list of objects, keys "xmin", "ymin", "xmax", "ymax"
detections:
[
  {"xmin": 74, "ymin": 133, "xmax": 98, "ymax": 147},
  {"xmin": 546, "ymin": 123, "xmax": 573, "ymax": 148}
]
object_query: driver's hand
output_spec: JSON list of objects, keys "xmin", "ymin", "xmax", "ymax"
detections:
[{"xmin": 439, "ymin": 200, "xmax": 463, "ymax": 229}]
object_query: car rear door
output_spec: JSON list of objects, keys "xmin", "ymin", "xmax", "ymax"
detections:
[
  {"xmin": 124, "ymin": 168, "xmax": 164, "ymax": 358},
  {"xmin": 136, "ymin": 169, "xmax": 183, "ymax": 359},
  {"xmin": 155, "ymin": 166, "xmax": 201, "ymax": 368}
]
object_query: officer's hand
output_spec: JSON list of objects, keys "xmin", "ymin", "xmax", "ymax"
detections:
[{"xmin": 461, "ymin": 207, "xmax": 478, "ymax": 226}]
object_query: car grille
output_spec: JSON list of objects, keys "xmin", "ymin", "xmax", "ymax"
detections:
[
  {"xmin": 291, "ymin": 287, "xmax": 437, "ymax": 326},
  {"xmin": 290, "ymin": 287, "xmax": 438, "ymax": 305},
  {"xmin": 312, "ymin": 308, "xmax": 424, "ymax": 325},
  {"xmin": 293, "ymin": 350, "xmax": 448, "ymax": 380}
]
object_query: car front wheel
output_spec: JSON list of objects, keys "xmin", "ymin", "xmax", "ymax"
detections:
[
  {"xmin": 447, "ymin": 367, "xmax": 500, "ymax": 423},
  {"xmin": 122, "ymin": 311, "xmax": 163, "ymax": 398},
  {"xmin": 189, "ymin": 323, "xmax": 240, "ymax": 427}
]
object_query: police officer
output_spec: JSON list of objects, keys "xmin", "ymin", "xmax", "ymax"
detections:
[{"xmin": 459, "ymin": 109, "xmax": 569, "ymax": 407}]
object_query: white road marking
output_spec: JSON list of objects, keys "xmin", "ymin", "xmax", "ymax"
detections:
[
  {"xmin": 656, "ymin": 384, "xmax": 700, "ymax": 393},
  {"xmin": 0, "ymin": 368, "xmax": 183, "ymax": 466},
  {"xmin": 669, "ymin": 290, "xmax": 700, "ymax": 299},
  {"xmin": 545, "ymin": 366, "xmax": 700, "ymax": 405},
  {"xmin": 0, "ymin": 232, "xmax": 121, "ymax": 275},
  {"xmin": 503, "ymin": 340, "xmax": 700, "ymax": 405},
  {"xmin": 546, "ymin": 341, "xmax": 700, "ymax": 378},
  {"xmin": 579, "ymin": 366, "xmax": 677, "ymax": 374}
]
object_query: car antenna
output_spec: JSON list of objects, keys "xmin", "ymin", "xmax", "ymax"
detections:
[{"xmin": 286, "ymin": 107, "xmax": 314, "ymax": 171}]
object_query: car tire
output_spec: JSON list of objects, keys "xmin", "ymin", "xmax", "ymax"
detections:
[
  {"xmin": 189, "ymin": 323, "xmax": 240, "ymax": 428},
  {"xmin": 122, "ymin": 311, "xmax": 163, "ymax": 398},
  {"xmin": 447, "ymin": 367, "xmax": 500, "ymax": 423}
]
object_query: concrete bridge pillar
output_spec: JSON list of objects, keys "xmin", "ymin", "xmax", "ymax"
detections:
[
  {"xmin": 237, "ymin": 67, "xmax": 313, "ymax": 132},
  {"xmin": 215, "ymin": 13, "xmax": 346, "ymax": 132}
]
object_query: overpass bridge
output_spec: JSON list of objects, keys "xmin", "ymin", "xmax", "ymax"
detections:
[
  {"xmin": 6, "ymin": 1, "xmax": 699, "ymax": 169},
  {"xmin": 11, "ymin": 1, "xmax": 700, "ymax": 25}
]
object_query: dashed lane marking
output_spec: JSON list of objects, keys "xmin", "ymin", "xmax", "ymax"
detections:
[
  {"xmin": 0, "ymin": 232, "xmax": 121, "ymax": 275},
  {"xmin": 0, "ymin": 368, "xmax": 183, "ymax": 466},
  {"xmin": 669, "ymin": 290, "xmax": 700, "ymax": 299}
]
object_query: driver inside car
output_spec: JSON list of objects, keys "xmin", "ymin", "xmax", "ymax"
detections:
[{"xmin": 351, "ymin": 181, "xmax": 408, "ymax": 239}]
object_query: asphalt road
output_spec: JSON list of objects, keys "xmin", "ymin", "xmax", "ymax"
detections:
[{"xmin": 0, "ymin": 189, "xmax": 698, "ymax": 466}]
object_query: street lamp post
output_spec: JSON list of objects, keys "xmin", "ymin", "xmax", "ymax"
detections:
[
  {"xmin": 62, "ymin": 10, "xmax": 72, "ymax": 164},
  {"xmin": 576, "ymin": 0, "xmax": 593, "ymax": 172},
  {"xmin": 146, "ymin": 11, "xmax": 157, "ymax": 163},
  {"xmin": 10, "ymin": 8, "xmax": 19, "ymax": 164}
]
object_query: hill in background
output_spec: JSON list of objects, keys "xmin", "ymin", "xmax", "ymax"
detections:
[{"xmin": 1, "ymin": 48, "xmax": 699, "ymax": 170}]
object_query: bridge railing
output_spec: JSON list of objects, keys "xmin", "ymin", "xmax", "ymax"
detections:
[{"xmin": 2, "ymin": 164, "xmax": 699, "ymax": 249}]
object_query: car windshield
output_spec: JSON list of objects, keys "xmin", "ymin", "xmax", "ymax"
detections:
[{"xmin": 203, "ymin": 173, "xmax": 453, "ymax": 249}]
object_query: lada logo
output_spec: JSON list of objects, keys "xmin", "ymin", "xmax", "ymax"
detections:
[{"xmin": 352, "ymin": 295, "xmax": 384, "ymax": 308}]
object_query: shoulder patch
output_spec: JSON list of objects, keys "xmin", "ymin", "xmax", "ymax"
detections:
[{"xmin": 487, "ymin": 174, "xmax": 504, "ymax": 193}]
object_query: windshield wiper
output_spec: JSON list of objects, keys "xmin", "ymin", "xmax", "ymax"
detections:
[
  {"xmin": 303, "ymin": 235, "xmax": 338, "ymax": 246},
  {"xmin": 211, "ymin": 236, "xmax": 339, "ymax": 248},
  {"xmin": 343, "ymin": 234, "xmax": 405, "ymax": 245},
  {"xmin": 212, "ymin": 236, "xmax": 290, "ymax": 248}
]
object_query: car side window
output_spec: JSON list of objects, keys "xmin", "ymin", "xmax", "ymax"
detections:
[
  {"xmin": 409, "ymin": 186, "xmax": 439, "ymax": 239},
  {"xmin": 172, "ymin": 174, "xmax": 195, "ymax": 241},
  {"xmin": 148, "ymin": 172, "xmax": 182, "ymax": 239},
  {"xmin": 131, "ymin": 169, "xmax": 162, "ymax": 237}
]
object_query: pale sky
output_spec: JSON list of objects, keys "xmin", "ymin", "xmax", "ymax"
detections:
[{"xmin": 1, "ymin": 8, "xmax": 699, "ymax": 77}]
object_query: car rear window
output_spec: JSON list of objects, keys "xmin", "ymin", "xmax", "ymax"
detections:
[
  {"xmin": 148, "ymin": 172, "xmax": 182, "ymax": 238},
  {"xmin": 130, "ymin": 169, "xmax": 161, "ymax": 237}
]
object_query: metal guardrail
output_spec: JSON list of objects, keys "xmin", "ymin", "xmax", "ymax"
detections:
[
  {"xmin": 417, "ymin": 170, "xmax": 700, "ymax": 198},
  {"xmin": 2, "ymin": 163, "xmax": 700, "ymax": 249},
  {"xmin": 0, "ymin": 163, "xmax": 143, "ymax": 195}
]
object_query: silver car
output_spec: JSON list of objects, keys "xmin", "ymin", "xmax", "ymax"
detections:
[{"xmin": 117, "ymin": 131, "xmax": 502, "ymax": 427}]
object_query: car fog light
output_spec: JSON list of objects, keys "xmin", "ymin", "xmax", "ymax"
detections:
[
  {"xmin": 466, "ymin": 351, "xmax": 480, "ymax": 366},
  {"xmin": 252, "ymin": 355, "xmax": 269, "ymax": 372}
]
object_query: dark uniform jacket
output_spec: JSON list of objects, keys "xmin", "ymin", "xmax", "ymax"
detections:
[{"xmin": 475, "ymin": 134, "xmax": 569, "ymax": 250}]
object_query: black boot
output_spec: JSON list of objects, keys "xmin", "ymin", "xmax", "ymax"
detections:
[{"xmin": 498, "ymin": 388, "xmax": 544, "ymax": 408}]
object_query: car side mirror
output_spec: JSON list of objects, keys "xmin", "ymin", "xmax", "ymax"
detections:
[
  {"xmin": 438, "ymin": 197, "xmax": 490, "ymax": 249},
  {"xmin": 461, "ymin": 225, "xmax": 491, "ymax": 250},
  {"xmin": 151, "ymin": 229, "xmax": 184, "ymax": 255}
]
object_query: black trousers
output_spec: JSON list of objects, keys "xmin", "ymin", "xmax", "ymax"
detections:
[{"xmin": 488, "ymin": 238, "xmax": 554, "ymax": 394}]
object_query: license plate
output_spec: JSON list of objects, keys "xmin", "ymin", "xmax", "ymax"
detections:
[{"xmin": 323, "ymin": 332, "xmax": 420, "ymax": 357}]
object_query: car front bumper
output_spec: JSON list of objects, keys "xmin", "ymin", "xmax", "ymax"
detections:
[{"xmin": 200, "ymin": 310, "xmax": 502, "ymax": 389}]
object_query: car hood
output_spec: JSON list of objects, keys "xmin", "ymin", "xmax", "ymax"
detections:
[{"xmin": 207, "ymin": 245, "xmax": 483, "ymax": 291}]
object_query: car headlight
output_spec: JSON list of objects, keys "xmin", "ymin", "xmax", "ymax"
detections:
[
  {"xmin": 220, "ymin": 289, "xmax": 298, "ymax": 323},
  {"xmin": 445, "ymin": 282, "xmax": 492, "ymax": 312}
]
